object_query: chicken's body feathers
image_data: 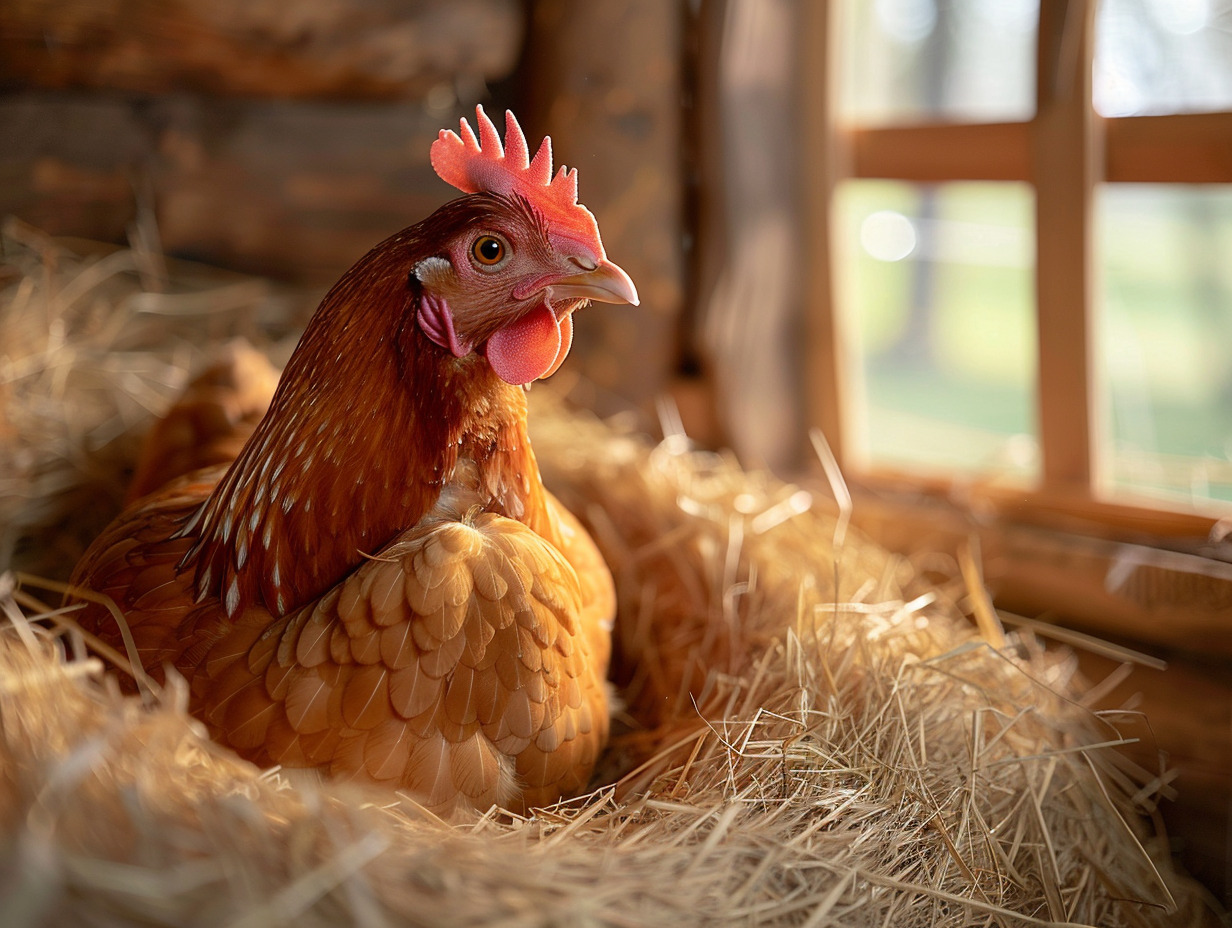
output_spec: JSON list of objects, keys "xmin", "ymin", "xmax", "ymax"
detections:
[{"xmin": 74, "ymin": 432, "xmax": 613, "ymax": 814}]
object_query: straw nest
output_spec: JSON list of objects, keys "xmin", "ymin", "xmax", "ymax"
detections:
[{"xmin": 0, "ymin": 221, "xmax": 1219, "ymax": 926}]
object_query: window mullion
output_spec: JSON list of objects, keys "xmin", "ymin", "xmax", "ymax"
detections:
[
  {"xmin": 1033, "ymin": 0, "xmax": 1102, "ymax": 493},
  {"xmin": 851, "ymin": 122, "xmax": 1032, "ymax": 182},
  {"xmin": 1107, "ymin": 111, "xmax": 1232, "ymax": 182},
  {"xmin": 801, "ymin": 0, "xmax": 849, "ymax": 468}
]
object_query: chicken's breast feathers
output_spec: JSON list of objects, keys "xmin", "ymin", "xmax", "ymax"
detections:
[{"xmin": 177, "ymin": 493, "xmax": 611, "ymax": 814}]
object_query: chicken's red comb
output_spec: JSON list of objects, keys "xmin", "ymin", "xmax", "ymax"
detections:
[{"xmin": 431, "ymin": 105, "xmax": 602, "ymax": 250}]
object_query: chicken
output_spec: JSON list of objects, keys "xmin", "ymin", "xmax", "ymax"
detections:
[{"xmin": 69, "ymin": 107, "xmax": 638, "ymax": 816}]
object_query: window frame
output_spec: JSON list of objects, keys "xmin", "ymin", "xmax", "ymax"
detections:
[{"xmin": 799, "ymin": 0, "xmax": 1232, "ymax": 649}]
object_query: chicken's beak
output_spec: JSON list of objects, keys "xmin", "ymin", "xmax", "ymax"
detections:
[{"xmin": 546, "ymin": 258, "xmax": 640, "ymax": 307}]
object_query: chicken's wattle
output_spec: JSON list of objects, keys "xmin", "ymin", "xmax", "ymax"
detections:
[{"xmin": 485, "ymin": 304, "xmax": 574, "ymax": 385}]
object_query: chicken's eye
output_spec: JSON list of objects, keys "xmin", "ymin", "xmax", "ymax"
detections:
[{"xmin": 471, "ymin": 235, "xmax": 507, "ymax": 268}]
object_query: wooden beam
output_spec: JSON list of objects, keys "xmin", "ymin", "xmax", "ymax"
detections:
[
  {"xmin": 850, "ymin": 122, "xmax": 1032, "ymax": 182},
  {"xmin": 669, "ymin": 0, "xmax": 730, "ymax": 450},
  {"xmin": 1032, "ymin": 0, "xmax": 1100, "ymax": 491},
  {"xmin": 523, "ymin": 0, "xmax": 685, "ymax": 415},
  {"xmin": 800, "ymin": 0, "xmax": 849, "ymax": 468}
]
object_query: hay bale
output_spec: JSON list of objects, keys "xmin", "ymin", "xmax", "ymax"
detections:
[{"xmin": 0, "ymin": 228, "xmax": 1219, "ymax": 925}]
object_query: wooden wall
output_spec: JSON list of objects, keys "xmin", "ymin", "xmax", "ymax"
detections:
[
  {"xmin": 0, "ymin": 0, "xmax": 688, "ymax": 407},
  {"xmin": 0, "ymin": 0, "xmax": 524, "ymax": 99},
  {"xmin": 0, "ymin": 1, "xmax": 522, "ymax": 281}
]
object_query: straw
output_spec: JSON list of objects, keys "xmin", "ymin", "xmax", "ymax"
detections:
[{"xmin": 0, "ymin": 227, "xmax": 1218, "ymax": 926}]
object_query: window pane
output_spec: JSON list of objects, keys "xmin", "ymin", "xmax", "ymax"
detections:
[
  {"xmin": 1095, "ymin": 0, "xmax": 1232, "ymax": 116},
  {"xmin": 838, "ymin": 181, "xmax": 1037, "ymax": 478},
  {"xmin": 1098, "ymin": 185, "xmax": 1232, "ymax": 506},
  {"xmin": 842, "ymin": 0, "xmax": 1038, "ymax": 124}
]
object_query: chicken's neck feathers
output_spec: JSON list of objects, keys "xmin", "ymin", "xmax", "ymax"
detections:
[{"xmin": 185, "ymin": 236, "xmax": 548, "ymax": 619}]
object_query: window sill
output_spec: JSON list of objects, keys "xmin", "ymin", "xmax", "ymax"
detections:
[{"xmin": 846, "ymin": 469, "xmax": 1232, "ymax": 658}]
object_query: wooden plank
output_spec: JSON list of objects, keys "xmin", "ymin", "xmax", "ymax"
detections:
[
  {"xmin": 991, "ymin": 529, "xmax": 1232, "ymax": 654},
  {"xmin": 0, "ymin": 93, "xmax": 462, "ymax": 284},
  {"xmin": 0, "ymin": 0, "xmax": 522, "ymax": 99},
  {"xmin": 800, "ymin": 0, "xmax": 849, "ymax": 470},
  {"xmin": 699, "ymin": 0, "xmax": 807, "ymax": 469},
  {"xmin": 667, "ymin": 0, "xmax": 818, "ymax": 468},
  {"xmin": 1032, "ymin": 0, "xmax": 1100, "ymax": 491},
  {"xmin": 0, "ymin": 96, "xmax": 143, "ymax": 247},
  {"xmin": 522, "ymin": 0, "xmax": 684, "ymax": 415},
  {"xmin": 850, "ymin": 122, "xmax": 1032, "ymax": 182},
  {"xmin": 981, "ymin": 488, "xmax": 1230, "ymax": 547},
  {"xmin": 849, "ymin": 488, "xmax": 1232, "ymax": 658},
  {"xmin": 1106, "ymin": 111, "xmax": 1232, "ymax": 183}
]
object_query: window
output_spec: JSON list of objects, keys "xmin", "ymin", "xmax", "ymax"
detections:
[
  {"xmin": 1095, "ymin": 0, "xmax": 1232, "ymax": 117},
  {"xmin": 1099, "ymin": 184, "xmax": 1232, "ymax": 505},
  {"xmin": 843, "ymin": 0, "xmax": 1038, "ymax": 124},
  {"xmin": 804, "ymin": 0, "xmax": 1232, "ymax": 525},
  {"xmin": 839, "ymin": 180, "xmax": 1037, "ymax": 480}
]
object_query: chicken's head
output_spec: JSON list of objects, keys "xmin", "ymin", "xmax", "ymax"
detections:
[{"xmin": 412, "ymin": 106, "xmax": 638, "ymax": 386}]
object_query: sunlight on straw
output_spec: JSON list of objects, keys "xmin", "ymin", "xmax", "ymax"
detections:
[
  {"xmin": 223, "ymin": 831, "xmax": 391, "ymax": 928},
  {"xmin": 808, "ymin": 427, "xmax": 851, "ymax": 550},
  {"xmin": 14, "ymin": 572, "xmax": 160, "ymax": 702},
  {"xmin": 958, "ymin": 536, "xmax": 1007, "ymax": 649},
  {"xmin": 750, "ymin": 489, "xmax": 813, "ymax": 535},
  {"xmin": 999, "ymin": 611, "xmax": 1166, "ymax": 671}
]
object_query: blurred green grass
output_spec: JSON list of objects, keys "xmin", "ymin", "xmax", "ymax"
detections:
[{"xmin": 839, "ymin": 180, "xmax": 1232, "ymax": 506}]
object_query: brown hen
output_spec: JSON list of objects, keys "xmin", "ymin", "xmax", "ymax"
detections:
[{"xmin": 70, "ymin": 108, "xmax": 637, "ymax": 816}]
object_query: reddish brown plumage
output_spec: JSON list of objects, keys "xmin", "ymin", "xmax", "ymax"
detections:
[
  {"xmin": 184, "ymin": 201, "xmax": 557, "ymax": 621},
  {"xmin": 70, "ymin": 122, "xmax": 636, "ymax": 815}
]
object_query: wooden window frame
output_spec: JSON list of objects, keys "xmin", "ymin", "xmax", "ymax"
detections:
[{"xmin": 800, "ymin": 0, "xmax": 1232, "ymax": 653}]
